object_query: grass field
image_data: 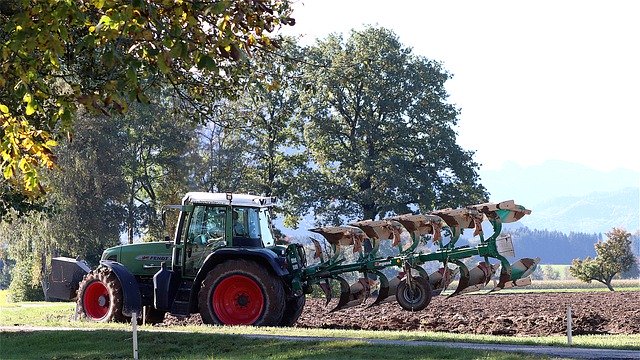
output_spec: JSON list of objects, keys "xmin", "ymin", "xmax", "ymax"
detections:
[
  {"xmin": 2, "ymin": 280, "xmax": 639, "ymax": 360},
  {"xmin": 1, "ymin": 329, "xmax": 556, "ymax": 360}
]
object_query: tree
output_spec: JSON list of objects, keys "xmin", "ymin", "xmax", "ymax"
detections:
[
  {"xmin": 570, "ymin": 228, "xmax": 636, "ymax": 291},
  {"xmin": 299, "ymin": 27, "xmax": 487, "ymax": 224},
  {"xmin": 192, "ymin": 39, "xmax": 312, "ymax": 228},
  {"xmin": 1, "ymin": 0, "xmax": 295, "ymax": 195},
  {"xmin": 119, "ymin": 89, "xmax": 197, "ymax": 243},
  {"xmin": 44, "ymin": 114, "xmax": 128, "ymax": 262},
  {"xmin": 0, "ymin": 210, "xmax": 54, "ymax": 301}
]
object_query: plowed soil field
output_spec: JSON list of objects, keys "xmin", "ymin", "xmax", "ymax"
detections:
[{"xmin": 163, "ymin": 291, "xmax": 640, "ymax": 336}]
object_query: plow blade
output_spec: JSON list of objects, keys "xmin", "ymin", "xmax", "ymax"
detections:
[
  {"xmin": 365, "ymin": 272, "xmax": 401, "ymax": 307},
  {"xmin": 328, "ymin": 277, "xmax": 372, "ymax": 312},
  {"xmin": 309, "ymin": 226, "xmax": 367, "ymax": 254},
  {"xmin": 428, "ymin": 267, "xmax": 458, "ymax": 295},
  {"xmin": 387, "ymin": 214, "xmax": 444, "ymax": 243},
  {"xmin": 492, "ymin": 257, "xmax": 540, "ymax": 292},
  {"xmin": 469, "ymin": 200, "xmax": 531, "ymax": 223},
  {"xmin": 449, "ymin": 262, "xmax": 497, "ymax": 297}
]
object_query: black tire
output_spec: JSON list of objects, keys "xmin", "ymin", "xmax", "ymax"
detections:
[
  {"xmin": 198, "ymin": 259, "xmax": 285, "ymax": 326},
  {"xmin": 279, "ymin": 294, "xmax": 305, "ymax": 327},
  {"xmin": 76, "ymin": 267, "xmax": 127, "ymax": 322},
  {"xmin": 396, "ymin": 275, "xmax": 432, "ymax": 311}
]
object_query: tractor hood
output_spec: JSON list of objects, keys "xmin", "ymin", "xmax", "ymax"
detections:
[{"xmin": 102, "ymin": 241, "xmax": 173, "ymax": 277}]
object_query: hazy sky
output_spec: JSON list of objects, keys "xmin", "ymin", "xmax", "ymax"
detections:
[{"xmin": 281, "ymin": 0, "xmax": 639, "ymax": 172}]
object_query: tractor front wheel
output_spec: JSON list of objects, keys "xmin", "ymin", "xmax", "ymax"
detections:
[
  {"xmin": 396, "ymin": 275, "xmax": 432, "ymax": 311},
  {"xmin": 76, "ymin": 267, "xmax": 126, "ymax": 322},
  {"xmin": 198, "ymin": 260, "xmax": 285, "ymax": 326}
]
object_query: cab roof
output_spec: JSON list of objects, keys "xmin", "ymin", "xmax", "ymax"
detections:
[{"xmin": 182, "ymin": 192, "xmax": 276, "ymax": 207}]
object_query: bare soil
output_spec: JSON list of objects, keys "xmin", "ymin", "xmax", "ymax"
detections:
[{"xmin": 161, "ymin": 291, "xmax": 640, "ymax": 336}]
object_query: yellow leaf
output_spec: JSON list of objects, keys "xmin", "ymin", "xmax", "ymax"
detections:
[
  {"xmin": 18, "ymin": 158, "xmax": 27, "ymax": 172},
  {"xmin": 2, "ymin": 164, "xmax": 13, "ymax": 179},
  {"xmin": 44, "ymin": 139, "xmax": 58, "ymax": 148},
  {"xmin": 26, "ymin": 102, "xmax": 35, "ymax": 116},
  {"xmin": 0, "ymin": 104, "xmax": 8, "ymax": 114},
  {"xmin": 23, "ymin": 93, "xmax": 32, "ymax": 103}
]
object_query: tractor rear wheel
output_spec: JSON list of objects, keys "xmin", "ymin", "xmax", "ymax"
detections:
[
  {"xmin": 396, "ymin": 275, "xmax": 432, "ymax": 311},
  {"xmin": 198, "ymin": 259, "xmax": 285, "ymax": 326},
  {"xmin": 76, "ymin": 267, "xmax": 127, "ymax": 322},
  {"xmin": 279, "ymin": 294, "xmax": 305, "ymax": 327}
]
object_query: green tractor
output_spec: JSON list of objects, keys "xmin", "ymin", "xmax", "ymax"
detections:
[
  {"xmin": 49, "ymin": 192, "xmax": 539, "ymax": 326},
  {"xmin": 49, "ymin": 192, "xmax": 307, "ymax": 326}
]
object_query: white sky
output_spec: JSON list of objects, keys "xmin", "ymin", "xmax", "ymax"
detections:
[{"xmin": 281, "ymin": 0, "xmax": 640, "ymax": 172}]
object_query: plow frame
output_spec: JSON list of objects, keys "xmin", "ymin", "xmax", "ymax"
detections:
[{"xmin": 283, "ymin": 200, "xmax": 540, "ymax": 312}]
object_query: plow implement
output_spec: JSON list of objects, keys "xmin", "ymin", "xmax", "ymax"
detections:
[{"xmin": 294, "ymin": 200, "xmax": 540, "ymax": 312}]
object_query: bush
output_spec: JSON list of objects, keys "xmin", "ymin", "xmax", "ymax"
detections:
[{"xmin": 7, "ymin": 259, "xmax": 44, "ymax": 302}]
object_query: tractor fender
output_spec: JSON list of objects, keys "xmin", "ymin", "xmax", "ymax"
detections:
[
  {"xmin": 99, "ymin": 260, "xmax": 142, "ymax": 317},
  {"xmin": 188, "ymin": 248, "xmax": 289, "ymax": 313}
]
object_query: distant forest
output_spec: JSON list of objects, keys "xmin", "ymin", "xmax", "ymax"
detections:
[{"xmin": 508, "ymin": 227, "xmax": 640, "ymax": 264}]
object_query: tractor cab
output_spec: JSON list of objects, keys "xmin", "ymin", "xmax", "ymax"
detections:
[{"xmin": 171, "ymin": 192, "xmax": 279, "ymax": 278}]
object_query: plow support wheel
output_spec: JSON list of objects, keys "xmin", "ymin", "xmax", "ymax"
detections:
[{"xmin": 396, "ymin": 275, "xmax": 432, "ymax": 311}]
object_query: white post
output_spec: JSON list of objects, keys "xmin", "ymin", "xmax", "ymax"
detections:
[
  {"xmin": 132, "ymin": 312, "xmax": 139, "ymax": 360},
  {"xmin": 566, "ymin": 305, "xmax": 573, "ymax": 346},
  {"xmin": 143, "ymin": 306, "xmax": 147, "ymax": 326}
]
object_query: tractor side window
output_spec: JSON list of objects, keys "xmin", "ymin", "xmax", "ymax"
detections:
[
  {"xmin": 187, "ymin": 205, "xmax": 226, "ymax": 246},
  {"xmin": 232, "ymin": 207, "xmax": 263, "ymax": 248}
]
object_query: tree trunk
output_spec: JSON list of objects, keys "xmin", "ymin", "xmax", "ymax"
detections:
[{"xmin": 605, "ymin": 280, "xmax": 615, "ymax": 291}]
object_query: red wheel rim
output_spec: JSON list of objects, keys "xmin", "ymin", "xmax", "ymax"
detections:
[
  {"xmin": 212, "ymin": 275, "xmax": 264, "ymax": 325},
  {"xmin": 83, "ymin": 281, "xmax": 110, "ymax": 320}
]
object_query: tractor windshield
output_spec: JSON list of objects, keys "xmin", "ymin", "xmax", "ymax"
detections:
[
  {"xmin": 258, "ymin": 207, "xmax": 275, "ymax": 247},
  {"xmin": 233, "ymin": 207, "xmax": 275, "ymax": 247}
]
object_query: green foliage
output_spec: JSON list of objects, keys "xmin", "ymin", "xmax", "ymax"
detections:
[
  {"xmin": 570, "ymin": 228, "xmax": 636, "ymax": 291},
  {"xmin": 298, "ymin": 27, "xmax": 487, "ymax": 224},
  {"xmin": 0, "ymin": 180, "xmax": 47, "ymax": 219},
  {"xmin": 43, "ymin": 115, "xmax": 127, "ymax": 264},
  {"xmin": 0, "ymin": 0, "xmax": 295, "ymax": 194},
  {"xmin": 0, "ymin": 210, "xmax": 52, "ymax": 301},
  {"xmin": 0, "ymin": 257, "xmax": 13, "ymax": 289},
  {"xmin": 6, "ymin": 256, "xmax": 44, "ymax": 301},
  {"xmin": 194, "ymin": 39, "xmax": 310, "ymax": 227},
  {"xmin": 118, "ymin": 89, "xmax": 198, "ymax": 243},
  {"xmin": 542, "ymin": 265, "xmax": 560, "ymax": 280}
]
